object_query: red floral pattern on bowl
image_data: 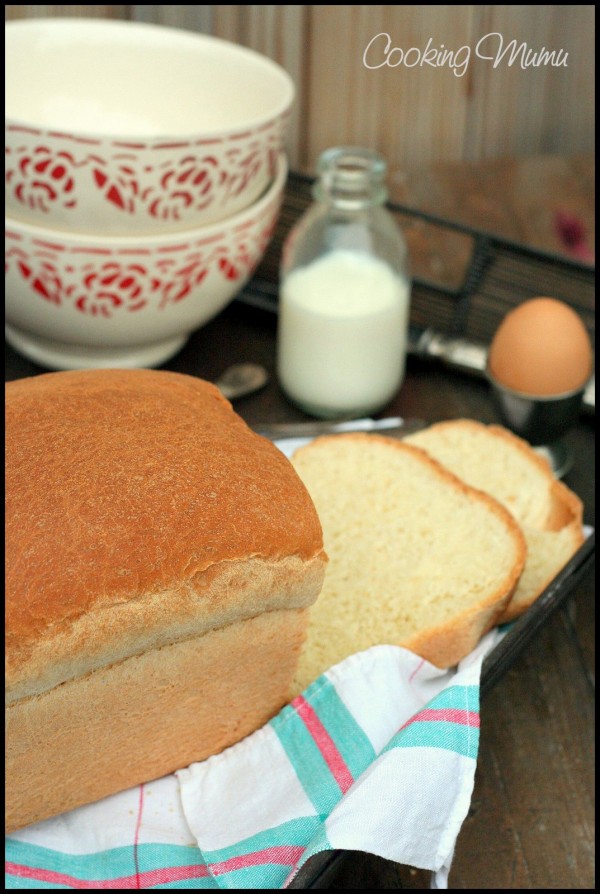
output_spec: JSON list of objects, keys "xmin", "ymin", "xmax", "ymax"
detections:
[
  {"xmin": 5, "ymin": 154, "xmax": 286, "ymax": 369},
  {"xmin": 5, "ymin": 119, "xmax": 285, "ymax": 236}
]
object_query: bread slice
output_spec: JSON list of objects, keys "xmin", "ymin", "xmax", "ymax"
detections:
[
  {"xmin": 290, "ymin": 433, "xmax": 526, "ymax": 692},
  {"xmin": 406, "ymin": 420, "xmax": 584, "ymax": 622}
]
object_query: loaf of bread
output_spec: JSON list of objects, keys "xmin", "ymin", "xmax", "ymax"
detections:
[
  {"xmin": 405, "ymin": 419, "xmax": 584, "ymax": 622},
  {"xmin": 5, "ymin": 369, "xmax": 326, "ymax": 833},
  {"xmin": 290, "ymin": 433, "xmax": 526, "ymax": 693}
]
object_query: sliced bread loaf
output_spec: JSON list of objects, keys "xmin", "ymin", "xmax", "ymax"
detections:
[
  {"xmin": 290, "ymin": 433, "xmax": 526, "ymax": 692},
  {"xmin": 405, "ymin": 419, "xmax": 584, "ymax": 622}
]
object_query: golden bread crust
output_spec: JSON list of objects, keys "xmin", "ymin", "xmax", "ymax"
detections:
[
  {"xmin": 5, "ymin": 369, "xmax": 326, "ymax": 697},
  {"xmin": 6, "ymin": 608, "xmax": 310, "ymax": 833}
]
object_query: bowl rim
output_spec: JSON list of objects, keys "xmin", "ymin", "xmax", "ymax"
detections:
[
  {"xmin": 5, "ymin": 153, "xmax": 288, "ymax": 247},
  {"xmin": 5, "ymin": 16, "xmax": 295, "ymax": 141}
]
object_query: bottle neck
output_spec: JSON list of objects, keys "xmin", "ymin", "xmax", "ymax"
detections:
[{"xmin": 312, "ymin": 146, "xmax": 388, "ymax": 210}]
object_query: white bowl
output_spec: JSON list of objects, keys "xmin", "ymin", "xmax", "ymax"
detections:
[
  {"xmin": 5, "ymin": 17, "xmax": 294, "ymax": 235},
  {"xmin": 5, "ymin": 154, "xmax": 287, "ymax": 369}
]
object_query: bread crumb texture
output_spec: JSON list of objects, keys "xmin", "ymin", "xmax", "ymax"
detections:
[
  {"xmin": 406, "ymin": 419, "xmax": 583, "ymax": 622},
  {"xmin": 291, "ymin": 433, "xmax": 526, "ymax": 692}
]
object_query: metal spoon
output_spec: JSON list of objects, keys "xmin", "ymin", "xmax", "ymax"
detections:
[{"xmin": 215, "ymin": 363, "xmax": 269, "ymax": 400}]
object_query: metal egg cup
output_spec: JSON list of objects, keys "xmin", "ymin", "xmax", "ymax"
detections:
[{"xmin": 486, "ymin": 365, "xmax": 588, "ymax": 478}]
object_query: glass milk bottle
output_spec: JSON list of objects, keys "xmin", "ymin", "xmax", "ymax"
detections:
[{"xmin": 277, "ymin": 146, "xmax": 411, "ymax": 419}]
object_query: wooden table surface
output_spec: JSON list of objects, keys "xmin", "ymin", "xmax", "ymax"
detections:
[{"xmin": 5, "ymin": 153, "xmax": 595, "ymax": 889}]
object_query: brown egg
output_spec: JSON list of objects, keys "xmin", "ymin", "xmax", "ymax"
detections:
[{"xmin": 488, "ymin": 297, "xmax": 593, "ymax": 395}]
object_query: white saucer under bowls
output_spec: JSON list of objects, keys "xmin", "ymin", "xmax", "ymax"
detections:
[
  {"xmin": 5, "ymin": 154, "xmax": 287, "ymax": 370},
  {"xmin": 5, "ymin": 17, "xmax": 294, "ymax": 235}
]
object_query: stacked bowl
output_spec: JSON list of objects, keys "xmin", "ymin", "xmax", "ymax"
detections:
[{"xmin": 5, "ymin": 17, "xmax": 293, "ymax": 369}]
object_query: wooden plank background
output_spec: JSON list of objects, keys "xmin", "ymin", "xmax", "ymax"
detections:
[{"xmin": 5, "ymin": 5, "xmax": 595, "ymax": 175}]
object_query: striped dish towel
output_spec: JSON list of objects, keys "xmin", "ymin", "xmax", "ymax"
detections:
[{"xmin": 5, "ymin": 631, "xmax": 501, "ymax": 890}]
